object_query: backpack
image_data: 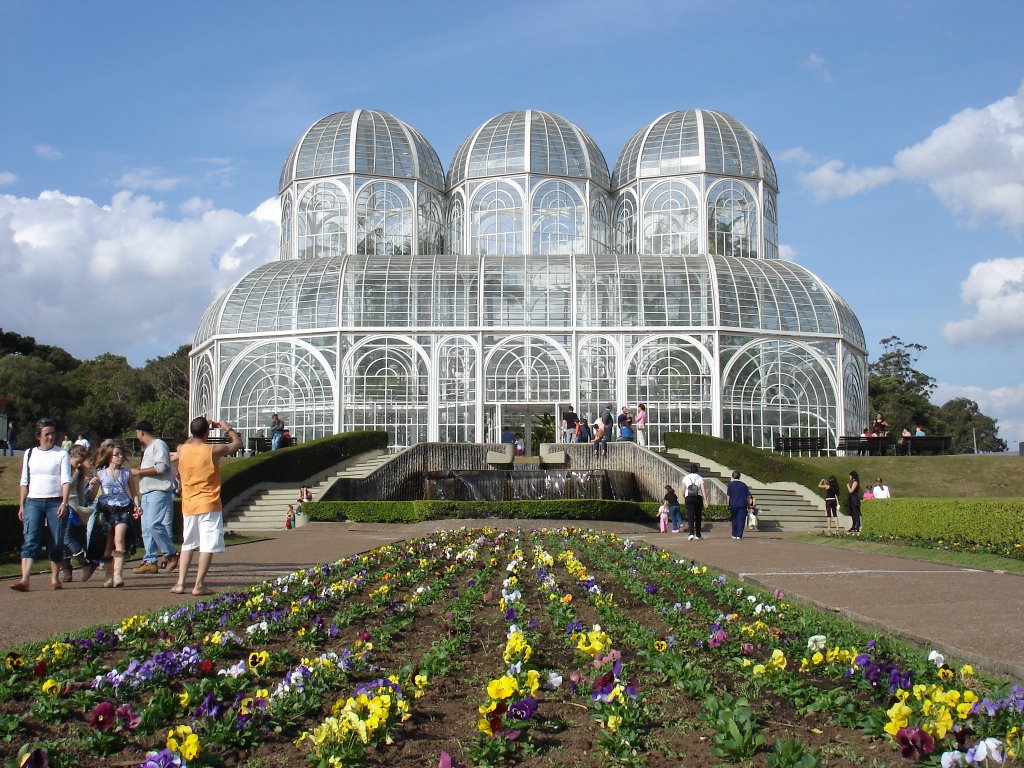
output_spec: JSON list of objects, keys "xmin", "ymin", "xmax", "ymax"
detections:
[
  {"xmin": 575, "ymin": 421, "xmax": 591, "ymax": 442},
  {"xmin": 686, "ymin": 477, "xmax": 701, "ymax": 496}
]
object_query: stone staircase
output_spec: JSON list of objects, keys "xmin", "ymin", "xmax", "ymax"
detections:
[
  {"xmin": 662, "ymin": 449, "xmax": 836, "ymax": 532},
  {"xmin": 223, "ymin": 449, "xmax": 396, "ymax": 531}
]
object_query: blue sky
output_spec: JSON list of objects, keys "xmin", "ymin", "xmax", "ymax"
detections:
[{"xmin": 2, "ymin": 0, "xmax": 1023, "ymax": 449}]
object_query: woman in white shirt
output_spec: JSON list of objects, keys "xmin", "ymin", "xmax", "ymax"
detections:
[
  {"xmin": 12, "ymin": 418, "xmax": 72, "ymax": 592},
  {"xmin": 872, "ymin": 478, "xmax": 892, "ymax": 499}
]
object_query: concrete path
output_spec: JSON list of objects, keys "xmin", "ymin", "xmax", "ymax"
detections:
[{"xmin": 1, "ymin": 521, "xmax": 1021, "ymax": 681}]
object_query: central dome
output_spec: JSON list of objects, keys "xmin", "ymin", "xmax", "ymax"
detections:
[
  {"xmin": 612, "ymin": 110, "xmax": 777, "ymax": 190},
  {"xmin": 448, "ymin": 110, "xmax": 610, "ymax": 189},
  {"xmin": 279, "ymin": 110, "xmax": 445, "ymax": 193}
]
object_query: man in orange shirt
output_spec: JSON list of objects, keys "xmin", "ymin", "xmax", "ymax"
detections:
[{"xmin": 172, "ymin": 417, "xmax": 242, "ymax": 596}]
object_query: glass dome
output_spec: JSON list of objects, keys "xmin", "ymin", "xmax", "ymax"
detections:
[
  {"xmin": 612, "ymin": 110, "xmax": 778, "ymax": 190},
  {"xmin": 193, "ymin": 252, "xmax": 863, "ymax": 350},
  {"xmin": 279, "ymin": 110, "xmax": 445, "ymax": 193},
  {"xmin": 448, "ymin": 110, "xmax": 611, "ymax": 190}
]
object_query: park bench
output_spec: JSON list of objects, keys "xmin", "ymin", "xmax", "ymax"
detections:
[
  {"xmin": 773, "ymin": 436, "xmax": 826, "ymax": 454},
  {"xmin": 248, "ymin": 436, "xmax": 297, "ymax": 454},
  {"xmin": 904, "ymin": 435, "xmax": 952, "ymax": 455},
  {"xmin": 206, "ymin": 435, "xmax": 241, "ymax": 456},
  {"xmin": 837, "ymin": 435, "xmax": 895, "ymax": 456}
]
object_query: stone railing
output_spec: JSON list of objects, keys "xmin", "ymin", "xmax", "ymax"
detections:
[{"xmin": 320, "ymin": 441, "xmax": 714, "ymax": 504}]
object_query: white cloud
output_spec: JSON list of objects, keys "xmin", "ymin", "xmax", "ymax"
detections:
[
  {"xmin": 0, "ymin": 171, "xmax": 16, "ymax": 186},
  {"xmin": 801, "ymin": 53, "xmax": 832, "ymax": 83},
  {"xmin": 932, "ymin": 380, "xmax": 1024, "ymax": 450},
  {"xmin": 778, "ymin": 243, "xmax": 798, "ymax": 262},
  {"xmin": 943, "ymin": 257, "xmax": 1024, "ymax": 346},
  {"xmin": 775, "ymin": 146, "xmax": 816, "ymax": 166},
  {"xmin": 112, "ymin": 167, "xmax": 185, "ymax": 192},
  {"xmin": 894, "ymin": 81, "xmax": 1024, "ymax": 230},
  {"xmin": 800, "ymin": 159, "xmax": 898, "ymax": 201},
  {"xmin": 33, "ymin": 144, "xmax": 63, "ymax": 161},
  {"xmin": 800, "ymin": 80, "xmax": 1024, "ymax": 230},
  {"xmin": 0, "ymin": 189, "xmax": 279, "ymax": 363}
]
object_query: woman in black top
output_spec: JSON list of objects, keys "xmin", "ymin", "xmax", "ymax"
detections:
[
  {"xmin": 846, "ymin": 471, "xmax": 861, "ymax": 534},
  {"xmin": 817, "ymin": 475, "xmax": 841, "ymax": 535},
  {"xmin": 663, "ymin": 484, "xmax": 681, "ymax": 533}
]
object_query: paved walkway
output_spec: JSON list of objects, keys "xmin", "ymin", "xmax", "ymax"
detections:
[{"xmin": 1, "ymin": 521, "xmax": 1021, "ymax": 681}]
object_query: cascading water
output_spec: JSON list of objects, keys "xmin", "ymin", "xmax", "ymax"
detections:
[{"xmin": 422, "ymin": 469, "xmax": 636, "ymax": 501}]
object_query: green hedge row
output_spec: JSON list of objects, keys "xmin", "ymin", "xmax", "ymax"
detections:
[
  {"xmin": 302, "ymin": 499, "xmax": 731, "ymax": 524},
  {"xmin": 863, "ymin": 498, "xmax": 1024, "ymax": 547},
  {"xmin": 220, "ymin": 431, "xmax": 388, "ymax": 505}
]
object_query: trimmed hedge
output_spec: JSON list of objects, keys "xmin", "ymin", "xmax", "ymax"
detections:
[
  {"xmin": 863, "ymin": 498, "xmax": 1024, "ymax": 547},
  {"xmin": 302, "ymin": 499, "xmax": 731, "ymax": 524},
  {"xmin": 220, "ymin": 431, "xmax": 388, "ymax": 506}
]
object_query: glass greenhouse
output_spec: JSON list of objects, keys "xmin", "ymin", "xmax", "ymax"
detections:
[{"xmin": 191, "ymin": 109, "xmax": 867, "ymax": 451}]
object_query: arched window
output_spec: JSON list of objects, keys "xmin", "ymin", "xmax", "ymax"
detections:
[
  {"xmin": 343, "ymin": 338, "xmax": 428, "ymax": 447},
  {"xmin": 531, "ymin": 181, "xmax": 584, "ymax": 255},
  {"xmin": 191, "ymin": 355, "xmax": 215, "ymax": 420},
  {"xmin": 708, "ymin": 180, "xmax": 758, "ymax": 258},
  {"xmin": 763, "ymin": 194, "xmax": 779, "ymax": 260},
  {"xmin": 627, "ymin": 338, "xmax": 712, "ymax": 446},
  {"xmin": 355, "ymin": 181, "xmax": 413, "ymax": 256},
  {"xmin": 471, "ymin": 181, "xmax": 523, "ymax": 256},
  {"xmin": 418, "ymin": 190, "xmax": 444, "ymax": 256},
  {"xmin": 296, "ymin": 182, "xmax": 348, "ymax": 260},
  {"xmin": 590, "ymin": 194, "xmax": 612, "ymax": 253},
  {"xmin": 485, "ymin": 336, "xmax": 569, "ymax": 403},
  {"xmin": 219, "ymin": 339, "xmax": 336, "ymax": 443},
  {"xmin": 642, "ymin": 181, "xmax": 699, "ymax": 255},
  {"xmin": 721, "ymin": 340, "xmax": 835, "ymax": 449},
  {"xmin": 612, "ymin": 191, "xmax": 637, "ymax": 255},
  {"xmin": 447, "ymin": 193, "xmax": 465, "ymax": 256},
  {"xmin": 279, "ymin": 193, "xmax": 294, "ymax": 260},
  {"xmin": 437, "ymin": 336, "xmax": 478, "ymax": 443},
  {"xmin": 578, "ymin": 336, "xmax": 617, "ymax": 428}
]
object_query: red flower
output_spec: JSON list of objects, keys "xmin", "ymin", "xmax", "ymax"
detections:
[
  {"xmin": 90, "ymin": 700, "xmax": 117, "ymax": 731},
  {"xmin": 196, "ymin": 659, "xmax": 214, "ymax": 677},
  {"xmin": 32, "ymin": 661, "xmax": 47, "ymax": 678}
]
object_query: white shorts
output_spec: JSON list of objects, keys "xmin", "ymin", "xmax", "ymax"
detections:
[{"xmin": 181, "ymin": 511, "xmax": 225, "ymax": 553}]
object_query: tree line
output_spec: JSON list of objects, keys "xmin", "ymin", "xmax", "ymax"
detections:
[
  {"xmin": 868, "ymin": 336, "xmax": 1006, "ymax": 453},
  {"xmin": 0, "ymin": 329, "xmax": 190, "ymax": 444}
]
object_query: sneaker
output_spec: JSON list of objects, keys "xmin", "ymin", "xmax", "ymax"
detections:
[
  {"xmin": 687, "ymin": 535, "xmax": 695, "ymax": 540},
  {"xmin": 133, "ymin": 562, "xmax": 159, "ymax": 575}
]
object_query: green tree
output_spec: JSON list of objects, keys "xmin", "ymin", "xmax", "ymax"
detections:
[
  {"xmin": 135, "ymin": 395, "xmax": 189, "ymax": 442},
  {"xmin": 66, "ymin": 354, "xmax": 154, "ymax": 440},
  {"xmin": 868, "ymin": 336, "xmax": 939, "ymax": 433},
  {"xmin": 0, "ymin": 355, "xmax": 73, "ymax": 433},
  {"xmin": 140, "ymin": 344, "xmax": 191, "ymax": 401},
  {"xmin": 937, "ymin": 398, "xmax": 1008, "ymax": 454}
]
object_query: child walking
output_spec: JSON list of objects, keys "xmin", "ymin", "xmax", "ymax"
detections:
[
  {"xmin": 658, "ymin": 502, "xmax": 669, "ymax": 533},
  {"xmin": 87, "ymin": 440, "xmax": 142, "ymax": 587}
]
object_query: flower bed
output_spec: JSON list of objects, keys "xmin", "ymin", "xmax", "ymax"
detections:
[{"xmin": 1, "ymin": 528, "xmax": 1020, "ymax": 767}]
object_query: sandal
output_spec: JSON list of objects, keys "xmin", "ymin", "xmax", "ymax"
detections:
[{"xmin": 9, "ymin": 582, "xmax": 29, "ymax": 592}]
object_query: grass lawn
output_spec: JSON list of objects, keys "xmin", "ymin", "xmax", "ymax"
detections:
[{"xmin": 797, "ymin": 453, "xmax": 1022, "ymax": 498}]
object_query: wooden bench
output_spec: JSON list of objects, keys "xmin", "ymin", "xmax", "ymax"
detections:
[
  {"xmin": 773, "ymin": 436, "xmax": 826, "ymax": 454},
  {"xmin": 248, "ymin": 436, "xmax": 297, "ymax": 454},
  {"xmin": 206, "ymin": 435, "xmax": 241, "ymax": 456},
  {"xmin": 904, "ymin": 435, "xmax": 952, "ymax": 455},
  {"xmin": 837, "ymin": 435, "xmax": 895, "ymax": 456}
]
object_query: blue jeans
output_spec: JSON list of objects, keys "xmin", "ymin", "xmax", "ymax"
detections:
[
  {"xmin": 21, "ymin": 497, "xmax": 66, "ymax": 561},
  {"xmin": 271, "ymin": 432, "xmax": 283, "ymax": 451},
  {"xmin": 141, "ymin": 490, "xmax": 176, "ymax": 563},
  {"xmin": 669, "ymin": 504, "xmax": 682, "ymax": 532},
  {"xmin": 5, "ymin": 438, "xmax": 13, "ymax": 456},
  {"xmin": 731, "ymin": 507, "xmax": 747, "ymax": 538}
]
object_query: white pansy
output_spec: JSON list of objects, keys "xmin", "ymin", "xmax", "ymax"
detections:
[
  {"xmin": 928, "ymin": 650, "xmax": 945, "ymax": 667},
  {"xmin": 807, "ymin": 635, "xmax": 827, "ymax": 651}
]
